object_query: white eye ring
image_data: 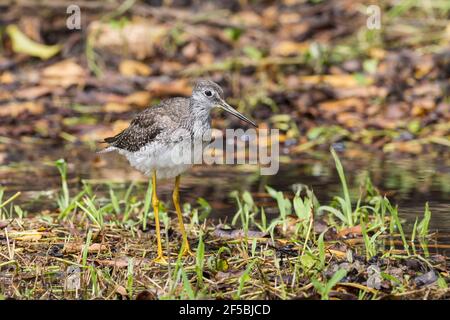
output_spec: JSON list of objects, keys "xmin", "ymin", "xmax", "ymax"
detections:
[{"xmin": 204, "ymin": 90, "xmax": 212, "ymax": 97}]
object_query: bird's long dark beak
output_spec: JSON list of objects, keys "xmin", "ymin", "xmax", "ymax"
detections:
[{"xmin": 218, "ymin": 99, "xmax": 257, "ymax": 127}]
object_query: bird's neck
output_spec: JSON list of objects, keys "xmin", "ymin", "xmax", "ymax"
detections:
[{"xmin": 188, "ymin": 101, "xmax": 212, "ymax": 129}]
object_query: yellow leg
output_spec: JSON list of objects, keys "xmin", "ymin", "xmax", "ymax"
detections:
[
  {"xmin": 152, "ymin": 171, "xmax": 167, "ymax": 264},
  {"xmin": 173, "ymin": 175, "xmax": 194, "ymax": 256}
]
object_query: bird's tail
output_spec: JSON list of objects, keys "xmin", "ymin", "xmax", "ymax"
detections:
[{"xmin": 96, "ymin": 146, "xmax": 116, "ymax": 154}]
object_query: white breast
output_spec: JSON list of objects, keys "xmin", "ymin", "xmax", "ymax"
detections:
[{"xmin": 116, "ymin": 118, "xmax": 211, "ymax": 180}]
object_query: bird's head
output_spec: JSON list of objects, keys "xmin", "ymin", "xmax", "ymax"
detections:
[{"xmin": 192, "ymin": 79, "xmax": 257, "ymax": 127}]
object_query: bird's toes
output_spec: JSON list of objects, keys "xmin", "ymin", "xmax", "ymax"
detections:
[{"xmin": 152, "ymin": 255, "xmax": 169, "ymax": 265}]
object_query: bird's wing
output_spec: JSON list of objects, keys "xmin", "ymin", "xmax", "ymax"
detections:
[{"xmin": 103, "ymin": 98, "xmax": 189, "ymax": 152}]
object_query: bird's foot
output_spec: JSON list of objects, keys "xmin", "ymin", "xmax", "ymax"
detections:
[
  {"xmin": 152, "ymin": 255, "xmax": 168, "ymax": 265},
  {"xmin": 181, "ymin": 244, "xmax": 195, "ymax": 257}
]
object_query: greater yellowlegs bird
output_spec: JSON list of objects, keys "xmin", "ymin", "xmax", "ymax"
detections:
[{"xmin": 100, "ymin": 80, "xmax": 256, "ymax": 264}]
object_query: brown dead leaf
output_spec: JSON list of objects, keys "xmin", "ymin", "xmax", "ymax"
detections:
[
  {"xmin": 15, "ymin": 86, "xmax": 52, "ymax": 100},
  {"xmin": 160, "ymin": 61, "xmax": 184, "ymax": 74},
  {"xmin": 115, "ymin": 285, "xmax": 128, "ymax": 297},
  {"xmin": 333, "ymin": 86, "xmax": 388, "ymax": 99},
  {"xmin": 272, "ymin": 41, "xmax": 309, "ymax": 57},
  {"xmin": 407, "ymin": 83, "xmax": 441, "ymax": 97},
  {"xmin": 81, "ymin": 120, "xmax": 130, "ymax": 143},
  {"xmin": 146, "ymin": 79, "xmax": 191, "ymax": 97},
  {"xmin": 275, "ymin": 215, "xmax": 302, "ymax": 237},
  {"xmin": 368, "ymin": 116, "xmax": 400, "ymax": 130},
  {"xmin": 19, "ymin": 16, "xmax": 42, "ymax": 42},
  {"xmin": 103, "ymin": 102, "xmax": 132, "ymax": 113},
  {"xmin": 319, "ymin": 98, "xmax": 365, "ymax": 115},
  {"xmin": 213, "ymin": 225, "xmax": 267, "ymax": 240},
  {"xmin": 0, "ymin": 91, "xmax": 13, "ymax": 100},
  {"xmin": 279, "ymin": 12, "xmax": 301, "ymax": 24},
  {"xmin": 215, "ymin": 270, "xmax": 245, "ymax": 281},
  {"xmin": 125, "ymin": 91, "xmax": 151, "ymax": 108},
  {"xmin": 0, "ymin": 71, "xmax": 15, "ymax": 84},
  {"xmin": 182, "ymin": 42, "xmax": 198, "ymax": 60},
  {"xmin": 299, "ymin": 75, "xmax": 371, "ymax": 88},
  {"xmin": 261, "ymin": 6, "xmax": 278, "ymax": 28},
  {"xmin": 414, "ymin": 58, "xmax": 434, "ymax": 78},
  {"xmin": 328, "ymin": 249, "xmax": 347, "ymax": 259},
  {"xmin": 197, "ymin": 52, "xmax": 214, "ymax": 66},
  {"xmin": 336, "ymin": 112, "xmax": 363, "ymax": 128},
  {"xmin": 0, "ymin": 102, "xmax": 44, "ymax": 117},
  {"xmin": 282, "ymin": 22, "xmax": 311, "ymax": 40},
  {"xmin": 112, "ymin": 120, "xmax": 131, "ymax": 133},
  {"xmin": 384, "ymin": 141, "xmax": 423, "ymax": 154},
  {"xmin": 412, "ymin": 99, "xmax": 435, "ymax": 116},
  {"xmin": 337, "ymin": 225, "xmax": 362, "ymax": 238},
  {"xmin": 63, "ymin": 242, "xmax": 109, "ymax": 253},
  {"xmin": 34, "ymin": 119, "xmax": 50, "ymax": 136},
  {"xmin": 231, "ymin": 11, "xmax": 262, "ymax": 27},
  {"xmin": 385, "ymin": 102, "xmax": 408, "ymax": 120},
  {"xmin": 0, "ymin": 221, "xmax": 10, "ymax": 229},
  {"xmin": 41, "ymin": 59, "xmax": 86, "ymax": 88},
  {"xmin": 95, "ymin": 257, "xmax": 149, "ymax": 268},
  {"xmin": 89, "ymin": 18, "xmax": 168, "ymax": 59},
  {"xmin": 119, "ymin": 60, "xmax": 152, "ymax": 77},
  {"xmin": 368, "ymin": 48, "xmax": 386, "ymax": 60}
]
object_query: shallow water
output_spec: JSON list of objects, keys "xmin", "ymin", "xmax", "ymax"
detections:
[{"xmin": 1, "ymin": 142, "xmax": 449, "ymax": 234}]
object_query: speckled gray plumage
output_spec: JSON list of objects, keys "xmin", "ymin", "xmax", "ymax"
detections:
[
  {"xmin": 104, "ymin": 97, "xmax": 194, "ymax": 152},
  {"xmin": 103, "ymin": 80, "xmax": 228, "ymax": 153}
]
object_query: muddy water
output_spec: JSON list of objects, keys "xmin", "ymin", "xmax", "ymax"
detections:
[{"xmin": 1, "ymin": 142, "xmax": 449, "ymax": 234}]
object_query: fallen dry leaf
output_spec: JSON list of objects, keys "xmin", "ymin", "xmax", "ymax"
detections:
[
  {"xmin": 0, "ymin": 90, "xmax": 12, "ymax": 101},
  {"xmin": 328, "ymin": 249, "xmax": 347, "ymax": 259},
  {"xmin": 18, "ymin": 16, "xmax": 42, "ymax": 43},
  {"xmin": 319, "ymin": 98, "xmax": 365, "ymax": 115},
  {"xmin": 336, "ymin": 112, "xmax": 363, "ymax": 128},
  {"xmin": 115, "ymin": 285, "xmax": 128, "ymax": 296},
  {"xmin": 231, "ymin": 10, "xmax": 262, "ymax": 27},
  {"xmin": 181, "ymin": 42, "xmax": 198, "ymax": 59},
  {"xmin": 275, "ymin": 215, "xmax": 303, "ymax": 237},
  {"xmin": 0, "ymin": 102, "xmax": 44, "ymax": 117},
  {"xmin": 384, "ymin": 141, "xmax": 423, "ymax": 154},
  {"xmin": 0, "ymin": 221, "xmax": 10, "ymax": 229},
  {"xmin": 298, "ymin": 75, "xmax": 372, "ymax": 88},
  {"xmin": 337, "ymin": 225, "xmax": 362, "ymax": 238},
  {"xmin": 271, "ymin": 41, "xmax": 309, "ymax": 57},
  {"xmin": 63, "ymin": 242, "xmax": 109, "ymax": 253},
  {"xmin": 95, "ymin": 257, "xmax": 149, "ymax": 268},
  {"xmin": 125, "ymin": 91, "xmax": 151, "ymax": 108},
  {"xmin": 89, "ymin": 18, "xmax": 168, "ymax": 60},
  {"xmin": 146, "ymin": 79, "xmax": 191, "ymax": 97},
  {"xmin": 0, "ymin": 71, "xmax": 15, "ymax": 84},
  {"xmin": 119, "ymin": 60, "xmax": 152, "ymax": 77},
  {"xmin": 368, "ymin": 47, "xmax": 386, "ymax": 60},
  {"xmin": 15, "ymin": 86, "xmax": 52, "ymax": 100},
  {"xmin": 41, "ymin": 59, "xmax": 86, "ymax": 88},
  {"xmin": 197, "ymin": 52, "xmax": 214, "ymax": 66},
  {"xmin": 81, "ymin": 120, "xmax": 130, "ymax": 143},
  {"xmin": 215, "ymin": 270, "xmax": 245, "ymax": 281},
  {"xmin": 102, "ymin": 102, "xmax": 132, "ymax": 113},
  {"xmin": 160, "ymin": 61, "xmax": 184, "ymax": 74},
  {"xmin": 213, "ymin": 225, "xmax": 267, "ymax": 239}
]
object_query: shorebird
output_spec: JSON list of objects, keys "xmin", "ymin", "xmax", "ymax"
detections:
[{"xmin": 100, "ymin": 80, "xmax": 256, "ymax": 264}]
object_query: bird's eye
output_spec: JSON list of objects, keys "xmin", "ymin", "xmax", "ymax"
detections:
[{"xmin": 204, "ymin": 90, "xmax": 212, "ymax": 97}]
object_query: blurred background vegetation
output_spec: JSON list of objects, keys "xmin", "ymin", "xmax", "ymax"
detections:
[
  {"xmin": 0, "ymin": 0, "xmax": 449, "ymax": 226},
  {"xmin": 0, "ymin": 0, "xmax": 448, "ymax": 153}
]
